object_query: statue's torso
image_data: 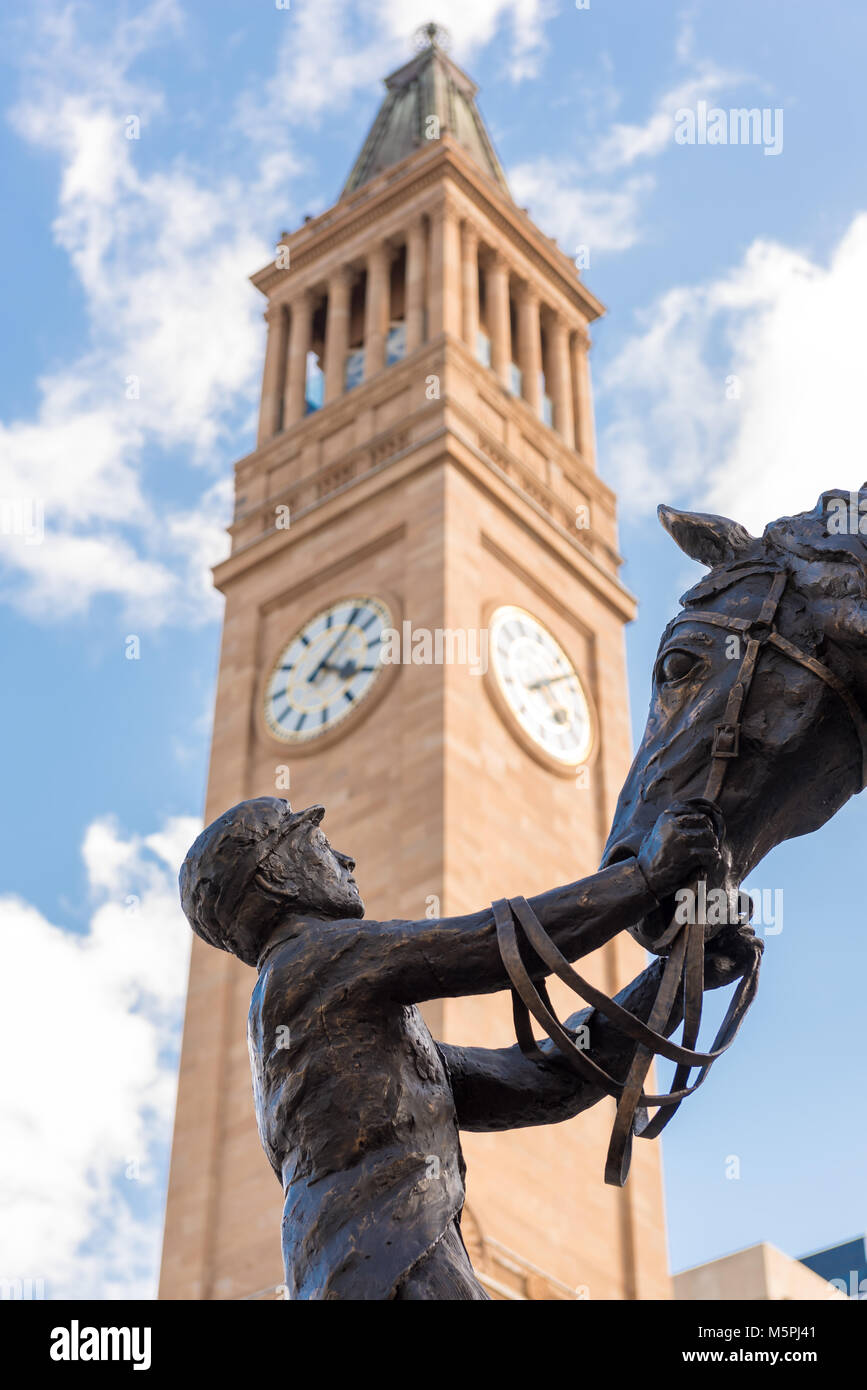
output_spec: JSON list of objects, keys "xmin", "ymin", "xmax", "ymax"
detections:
[{"xmin": 247, "ymin": 919, "xmax": 466, "ymax": 1298}]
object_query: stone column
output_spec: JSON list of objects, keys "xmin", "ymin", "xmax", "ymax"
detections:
[
  {"xmin": 284, "ymin": 290, "xmax": 313, "ymax": 427},
  {"xmin": 548, "ymin": 313, "xmax": 575, "ymax": 445},
  {"xmin": 461, "ymin": 221, "xmax": 479, "ymax": 350},
  {"xmin": 364, "ymin": 241, "xmax": 390, "ymax": 379},
  {"xmin": 572, "ymin": 327, "xmax": 596, "ymax": 464},
  {"xmin": 257, "ymin": 301, "xmax": 288, "ymax": 444},
  {"xmin": 516, "ymin": 281, "xmax": 542, "ymax": 414},
  {"xmin": 323, "ymin": 267, "xmax": 351, "ymax": 403},
  {"xmin": 487, "ymin": 251, "xmax": 512, "ymax": 389},
  {"xmin": 405, "ymin": 217, "xmax": 426, "ymax": 352},
  {"xmin": 428, "ymin": 199, "xmax": 462, "ymax": 338}
]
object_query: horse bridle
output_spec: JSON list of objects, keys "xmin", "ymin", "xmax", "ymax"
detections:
[{"xmin": 494, "ymin": 564, "xmax": 867, "ymax": 1187}]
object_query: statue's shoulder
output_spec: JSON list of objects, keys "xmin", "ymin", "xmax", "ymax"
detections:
[{"xmin": 253, "ymin": 914, "xmax": 375, "ymax": 993}]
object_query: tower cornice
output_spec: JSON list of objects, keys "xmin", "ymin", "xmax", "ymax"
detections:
[{"xmin": 253, "ymin": 139, "xmax": 604, "ymax": 326}]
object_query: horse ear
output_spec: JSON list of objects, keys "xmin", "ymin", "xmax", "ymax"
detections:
[{"xmin": 658, "ymin": 504, "xmax": 754, "ymax": 567}]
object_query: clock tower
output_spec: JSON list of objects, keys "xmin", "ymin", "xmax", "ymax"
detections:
[{"xmin": 159, "ymin": 28, "xmax": 671, "ymax": 1301}]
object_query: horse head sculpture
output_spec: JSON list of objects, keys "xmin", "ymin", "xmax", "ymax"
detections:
[
  {"xmin": 498, "ymin": 486, "xmax": 867, "ymax": 1187},
  {"xmin": 602, "ymin": 487, "xmax": 867, "ymax": 952}
]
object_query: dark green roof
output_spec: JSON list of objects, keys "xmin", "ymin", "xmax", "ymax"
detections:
[{"xmin": 342, "ymin": 32, "xmax": 510, "ymax": 198}]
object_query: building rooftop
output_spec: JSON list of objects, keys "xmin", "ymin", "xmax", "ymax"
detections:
[
  {"xmin": 673, "ymin": 1241, "xmax": 851, "ymax": 1301},
  {"xmin": 341, "ymin": 23, "xmax": 510, "ymax": 199}
]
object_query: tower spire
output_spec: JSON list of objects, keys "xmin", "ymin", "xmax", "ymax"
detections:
[{"xmin": 342, "ymin": 27, "xmax": 508, "ymax": 198}]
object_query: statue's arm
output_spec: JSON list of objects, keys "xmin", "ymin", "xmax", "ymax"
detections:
[
  {"xmin": 354, "ymin": 806, "xmax": 721, "ymax": 1004},
  {"xmin": 437, "ymin": 958, "xmax": 667, "ymax": 1130},
  {"xmin": 437, "ymin": 929, "xmax": 757, "ymax": 1131},
  {"xmin": 363, "ymin": 858, "xmax": 659, "ymax": 1004}
]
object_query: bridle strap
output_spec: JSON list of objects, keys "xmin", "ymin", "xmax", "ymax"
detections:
[
  {"xmin": 605, "ymin": 568, "xmax": 790, "ymax": 1181},
  {"xmin": 504, "ymin": 895, "xmax": 734, "ymax": 1069},
  {"xmin": 767, "ymin": 633, "xmax": 867, "ymax": 788},
  {"xmin": 671, "ymin": 567, "xmax": 867, "ymax": 792},
  {"xmin": 493, "ymin": 897, "xmax": 760, "ymax": 1109},
  {"xmin": 680, "ymin": 568, "xmax": 789, "ymax": 803},
  {"xmin": 495, "ymin": 562, "xmax": 866, "ymax": 1186}
]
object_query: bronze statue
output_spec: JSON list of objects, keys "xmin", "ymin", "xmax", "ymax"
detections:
[
  {"xmin": 590, "ymin": 487, "xmax": 867, "ymax": 1181},
  {"xmin": 179, "ymin": 489, "xmax": 867, "ymax": 1299}
]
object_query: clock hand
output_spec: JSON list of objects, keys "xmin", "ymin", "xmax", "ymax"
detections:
[
  {"xmin": 320, "ymin": 659, "xmax": 378, "ymax": 679},
  {"xmin": 308, "ymin": 607, "xmax": 360, "ymax": 682},
  {"xmin": 523, "ymin": 671, "xmax": 571, "ymax": 725},
  {"xmin": 527, "ymin": 672, "xmax": 573, "ymax": 690}
]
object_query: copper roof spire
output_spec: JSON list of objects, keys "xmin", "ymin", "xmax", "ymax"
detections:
[{"xmin": 341, "ymin": 24, "xmax": 509, "ymax": 197}]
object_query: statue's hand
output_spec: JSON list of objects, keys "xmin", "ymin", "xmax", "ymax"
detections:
[
  {"xmin": 703, "ymin": 922, "xmax": 764, "ymax": 990},
  {"xmin": 637, "ymin": 801, "xmax": 724, "ymax": 900}
]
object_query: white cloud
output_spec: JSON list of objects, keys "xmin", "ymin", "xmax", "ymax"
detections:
[
  {"xmin": 590, "ymin": 66, "xmax": 743, "ymax": 172},
  {"xmin": 1, "ymin": 0, "xmax": 276, "ymax": 624},
  {"xmin": 0, "ymin": 385, "xmax": 145, "ymax": 527},
  {"xmin": 8, "ymin": 536, "xmax": 172, "ymax": 619},
  {"xmin": 599, "ymin": 214, "xmax": 867, "ymax": 531},
  {"xmin": 238, "ymin": 0, "xmax": 389, "ymax": 138},
  {"xmin": 0, "ymin": 812, "xmax": 198, "ymax": 1299},
  {"xmin": 3, "ymin": 0, "xmax": 565, "ymax": 631},
  {"xmin": 2, "ymin": 0, "xmax": 569, "ymax": 624},
  {"xmin": 1, "ymin": 2, "xmax": 761, "ymax": 623},
  {"xmin": 382, "ymin": 0, "xmax": 553, "ymax": 69},
  {"xmin": 510, "ymin": 161, "xmax": 653, "ymax": 255},
  {"xmin": 238, "ymin": 0, "xmax": 556, "ymax": 150},
  {"xmin": 507, "ymin": 45, "xmax": 748, "ymax": 258}
]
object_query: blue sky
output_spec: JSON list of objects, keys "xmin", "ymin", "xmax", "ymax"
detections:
[{"xmin": 1, "ymin": 0, "xmax": 865, "ymax": 1298}]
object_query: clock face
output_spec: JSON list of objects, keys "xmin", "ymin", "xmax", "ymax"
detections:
[
  {"xmin": 264, "ymin": 596, "xmax": 392, "ymax": 744},
  {"xmin": 489, "ymin": 605, "xmax": 592, "ymax": 766}
]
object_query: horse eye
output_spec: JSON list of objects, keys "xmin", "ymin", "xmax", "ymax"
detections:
[{"xmin": 659, "ymin": 649, "xmax": 698, "ymax": 683}]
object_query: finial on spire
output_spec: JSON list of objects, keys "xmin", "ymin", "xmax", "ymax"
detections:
[{"xmin": 413, "ymin": 21, "xmax": 451, "ymax": 52}]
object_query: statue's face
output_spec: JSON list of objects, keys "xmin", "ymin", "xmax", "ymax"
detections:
[
  {"xmin": 260, "ymin": 801, "xmax": 364, "ymax": 920},
  {"xmin": 292, "ymin": 816, "xmax": 364, "ymax": 919}
]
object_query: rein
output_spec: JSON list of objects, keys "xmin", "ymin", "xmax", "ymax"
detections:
[{"xmin": 494, "ymin": 564, "xmax": 867, "ymax": 1187}]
